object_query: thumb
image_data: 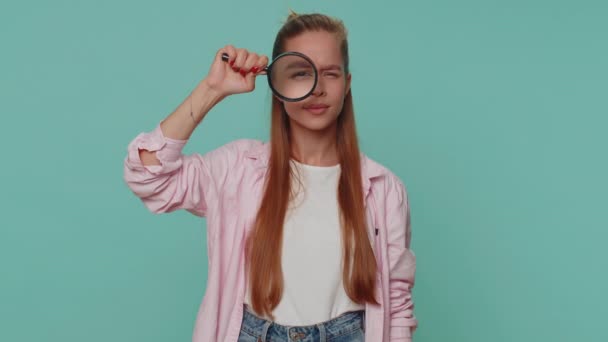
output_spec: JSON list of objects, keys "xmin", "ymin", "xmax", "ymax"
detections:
[{"xmin": 245, "ymin": 73, "xmax": 257, "ymax": 88}]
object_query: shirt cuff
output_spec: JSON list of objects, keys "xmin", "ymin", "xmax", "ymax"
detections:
[{"xmin": 126, "ymin": 120, "xmax": 188, "ymax": 175}]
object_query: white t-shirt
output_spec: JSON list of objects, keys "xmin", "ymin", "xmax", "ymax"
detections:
[{"xmin": 244, "ymin": 159, "xmax": 365, "ymax": 325}]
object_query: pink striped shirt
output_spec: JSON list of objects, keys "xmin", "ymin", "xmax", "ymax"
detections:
[{"xmin": 123, "ymin": 121, "xmax": 418, "ymax": 341}]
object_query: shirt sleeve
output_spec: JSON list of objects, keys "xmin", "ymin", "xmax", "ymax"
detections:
[
  {"xmin": 385, "ymin": 175, "xmax": 418, "ymax": 341},
  {"xmin": 122, "ymin": 120, "xmax": 253, "ymax": 218}
]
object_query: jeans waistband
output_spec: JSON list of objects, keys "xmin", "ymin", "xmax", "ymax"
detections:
[{"xmin": 241, "ymin": 303, "xmax": 365, "ymax": 341}]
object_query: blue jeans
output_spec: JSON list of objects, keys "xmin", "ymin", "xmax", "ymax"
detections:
[{"xmin": 237, "ymin": 303, "xmax": 365, "ymax": 342}]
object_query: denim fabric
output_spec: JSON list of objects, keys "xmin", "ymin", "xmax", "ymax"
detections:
[{"xmin": 237, "ymin": 304, "xmax": 365, "ymax": 342}]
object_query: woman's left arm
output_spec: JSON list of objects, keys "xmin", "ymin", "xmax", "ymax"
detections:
[{"xmin": 385, "ymin": 176, "xmax": 418, "ymax": 341}]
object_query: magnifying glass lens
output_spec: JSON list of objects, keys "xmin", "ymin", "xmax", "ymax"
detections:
[{"xmin": 269, "ymin": 54, "xmax": 316, "ymax": 101}]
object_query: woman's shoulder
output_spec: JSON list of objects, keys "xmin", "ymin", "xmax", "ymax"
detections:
[
  {"xmin": 219, "ymin": 138, "xmax": 266, "ymax": 151},
  {"xmin": 205, "ymin": 138, "xmax": 267, "ymax": 159}
]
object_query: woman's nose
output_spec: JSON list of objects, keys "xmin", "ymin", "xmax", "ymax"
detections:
[{"xmin": 311, "ymin": 79, "xmax": 326, "ymax": 96}]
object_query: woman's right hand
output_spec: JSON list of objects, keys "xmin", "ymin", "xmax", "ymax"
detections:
[{"xmin": 203, "ymin": 45, "xmax": 269, "ymax": 98}]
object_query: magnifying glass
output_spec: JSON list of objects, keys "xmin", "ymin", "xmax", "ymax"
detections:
[{"xmin": 221, "ymin": 51, "xmax": 318, "ymax": 102}]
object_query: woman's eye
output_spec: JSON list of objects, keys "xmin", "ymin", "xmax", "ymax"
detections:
[{"xmin": 291, "ymin": 71, "xmax": 313, "ymax": 78}]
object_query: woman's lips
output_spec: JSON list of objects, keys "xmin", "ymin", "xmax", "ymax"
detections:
[{"xmin": 304, "ymin": 105, "xmax": 329, "ymax": 115}]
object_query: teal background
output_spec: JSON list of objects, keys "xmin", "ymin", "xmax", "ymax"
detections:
[{"xmin": 1, "ymin": 0, "xmax": 606, "ymax": 341}]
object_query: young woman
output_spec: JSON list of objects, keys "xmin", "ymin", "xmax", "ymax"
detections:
[{"xmin": 124, "ymin": 12, "xmax": 417, "ymax": 342}]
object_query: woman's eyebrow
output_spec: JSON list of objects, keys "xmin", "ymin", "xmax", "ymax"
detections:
[
  {"xmin": 319, "ymin": 65, "xmax": 343, "ymax": 72},
  {"xmin": 285, "ymin": 61, "xmax": 313, "ymax": 69}
]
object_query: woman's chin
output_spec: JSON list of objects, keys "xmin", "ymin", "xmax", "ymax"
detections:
[{"xmin": 297, "ymin": 120, "xmax": 337, "ymax": 133}]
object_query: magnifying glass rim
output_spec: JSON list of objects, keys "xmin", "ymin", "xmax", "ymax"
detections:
[{"xmin": 267, "ymin": 51, "xmax": 318, "ymax": 103}]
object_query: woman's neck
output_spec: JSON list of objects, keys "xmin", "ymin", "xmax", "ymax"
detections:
[{"xmin": 289, "ymin": 122, "xmax": 339, "ymax": 167}]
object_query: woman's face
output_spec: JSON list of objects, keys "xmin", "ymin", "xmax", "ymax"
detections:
[{"xmin": 280, "ymin": 30, "xmax": 351, "ymax": 133}]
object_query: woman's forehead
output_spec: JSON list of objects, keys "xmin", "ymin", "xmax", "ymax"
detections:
[{"xmin": 283, "ymin": 31, "xmax": 343, "ymax": 66}]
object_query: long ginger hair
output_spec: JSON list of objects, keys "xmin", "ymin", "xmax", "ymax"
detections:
[{"xmin": 245, "ymin": 12, "xmax": 379, "ymax": 320}]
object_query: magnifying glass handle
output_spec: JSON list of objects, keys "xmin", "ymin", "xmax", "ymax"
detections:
[{"xmin": 221, "ymin": 53, "xmax": 268, "ymax": 74}]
